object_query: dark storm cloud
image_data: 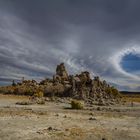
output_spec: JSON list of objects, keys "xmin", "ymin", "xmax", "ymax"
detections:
[{"xmin": 0, "ymin": 0, "xmax": 140, "ymax": 91}]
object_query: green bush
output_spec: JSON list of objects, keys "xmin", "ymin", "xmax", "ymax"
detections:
[{"xmin": 71, "ymin": 100, "xmax": 84, "ymax": 109}]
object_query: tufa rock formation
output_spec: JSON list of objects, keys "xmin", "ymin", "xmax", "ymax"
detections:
[
  {"xmin": 0, "ymin": 63, "xmax": 121, "ymax": 105},
  {"xmin": 55, "ymin": 63, "xmax": 69, "ymax": 81}
]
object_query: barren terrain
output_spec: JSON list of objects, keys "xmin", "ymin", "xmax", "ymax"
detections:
[{"xmin": 0, "ymin": 94, "xmax": 140, "ymax": 140}]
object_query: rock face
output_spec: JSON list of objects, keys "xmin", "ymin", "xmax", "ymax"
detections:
[
  {"xmin": 56, "ymin": 63, "xmax": 68, "ymax": 80},
  {"xmin": 0, "ymin": 63, "xmax": 121, "ymax": 105}
]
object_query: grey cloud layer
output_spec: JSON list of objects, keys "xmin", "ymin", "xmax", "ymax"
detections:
[{"xmin": 0, "ymin": 0, "xmax": 140, "ymax": 91}]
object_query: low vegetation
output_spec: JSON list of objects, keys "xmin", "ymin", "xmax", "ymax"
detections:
[
  {"xmin": 34, "ymin": 91, "xmax": 44, "ymax": 98},
  {"xmin": 105, "ymin": 86, "xmax": 122, "ymax": 98},
  {"xmin": 37, "ymin": 99, "xmax": 45, "ymax": 105},
  {"xmin": 16, "ymin": 101, "xmax": 33, "ymax": 105},
  {"xmin": 71, "ymin": 100, "xmax": 84, "ymax": 109},
  {"xmin": 122, "ymin": 94, "xmax": 140, "ymax": 103}
]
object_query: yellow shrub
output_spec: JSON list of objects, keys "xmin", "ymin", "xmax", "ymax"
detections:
[
  {"xmin": 105, "ymin": 87, "xmax": 121, "ymax": 97},
  {"xmin": 71, "ymin": 100, "xmax": 84, "ymax": 109},
  {"xmin": 34, "ymin": 91, "xmax": 44, "ymax": 98}
]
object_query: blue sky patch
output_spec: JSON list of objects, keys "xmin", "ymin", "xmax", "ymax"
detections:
[{"xmin": 121, "ymin": 53, "xmax": 140, "ymax": 73}]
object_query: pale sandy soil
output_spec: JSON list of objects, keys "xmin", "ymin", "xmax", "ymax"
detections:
[{"xmin": 0, "ymin": 94, "xmax": 140, "ymax": 140}]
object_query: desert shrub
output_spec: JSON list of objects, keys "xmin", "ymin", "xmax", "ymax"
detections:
[
  {"xmin": 110, "ymin": 86, "xmax": 122, "ymax": 98},
  {"xmin": 105, "ymin": 87, "xmax": 112, "ymax": 94},
  {"xmin": 105, "ymin": 87, "xmax": 121, "ymax": 97},
  {"xmin": 13, "ymin": 86, "xmax": 34, "ymax": 96},
  {"xmin": 34, "ymin": 91, "xmax": 44, "ymax": 98},
  {"xmin": 111, "ymin": 87, "xmax": 120, "ymax": 97},
  {"xmin": 25, "ymin": 87, "xmax": 35, "ymax": 96},
  {"xmin": 0, "ymin": 86, "xmax": 15, "ymax": 94},
  {"xmin": 37, "ymin": 99, "xmax": 45, "ymax": 105},
  {"xmin": 71, "ymin": 100, "xmax": 84, "ymax": 109},
  {"xmin": 44, "ymin": 83, "xmax": 65, "ymax": 97}
]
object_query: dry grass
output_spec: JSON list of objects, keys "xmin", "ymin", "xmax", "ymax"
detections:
[
  {"xmin": 122, "ymin": 94, "xmax": 140, "ymax": 103},
  {"xmin": 0, "ymin": 94, "xmax": 29, "ymax": 100}
]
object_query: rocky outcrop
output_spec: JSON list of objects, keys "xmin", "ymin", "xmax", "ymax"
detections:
[
  {"xmin": 53, "ymin": 63, "xmax": 69, "ymax": 82},
  {"xmin": 0, "ymin": 63, "xmax": 121, "ymax": 105},
  {"xmin": 39, "ymin": 63, "xmax": 121, "ymax": 105}
]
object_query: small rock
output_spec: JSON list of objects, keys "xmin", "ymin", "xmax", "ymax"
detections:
[
  {"xmin": 47, "ymin": 127, "xmax": 60, "ymax": 131},
  {"xmin": 47, "ymin": 127, "xmax": 53, "ymax": 131},
  {"xmin": 36, "ymin": 131, "xmax": 43, "ymax": 135},
  {"xmin": 55, "ymin": 114, "xmax": 59, "ymax": 116},
  {"xmin": 64, "ymin": 115, "xmax": 67, "ymax": 118},
  {"xmin": 89, "ymin": 117, "xmax": 96, "ymax": 120},
  {"xmin": 97, "ymin": 107, "xmax": 101, "ymax": 111},
  {"xmin": 89, "ymin": 112, "xmax": 94, "ymax": 116},
  {"xmin": 108, "ymin": 108, "xmax": 111, "ymax": 110}
]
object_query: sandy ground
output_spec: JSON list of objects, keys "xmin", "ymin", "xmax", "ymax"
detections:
[{"xmin": 0, "ymin": 94, "xmax": 140, "ymax": 140}]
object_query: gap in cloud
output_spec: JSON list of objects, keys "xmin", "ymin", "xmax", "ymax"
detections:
[{"xmin": 121, "ymin": 53, "xmax": 140, "ymax": 73}]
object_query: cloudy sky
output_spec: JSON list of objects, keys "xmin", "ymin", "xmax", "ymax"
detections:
[{"xmin": 0, "ymin": 0, "xmax": 140, "ymax": 91}]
